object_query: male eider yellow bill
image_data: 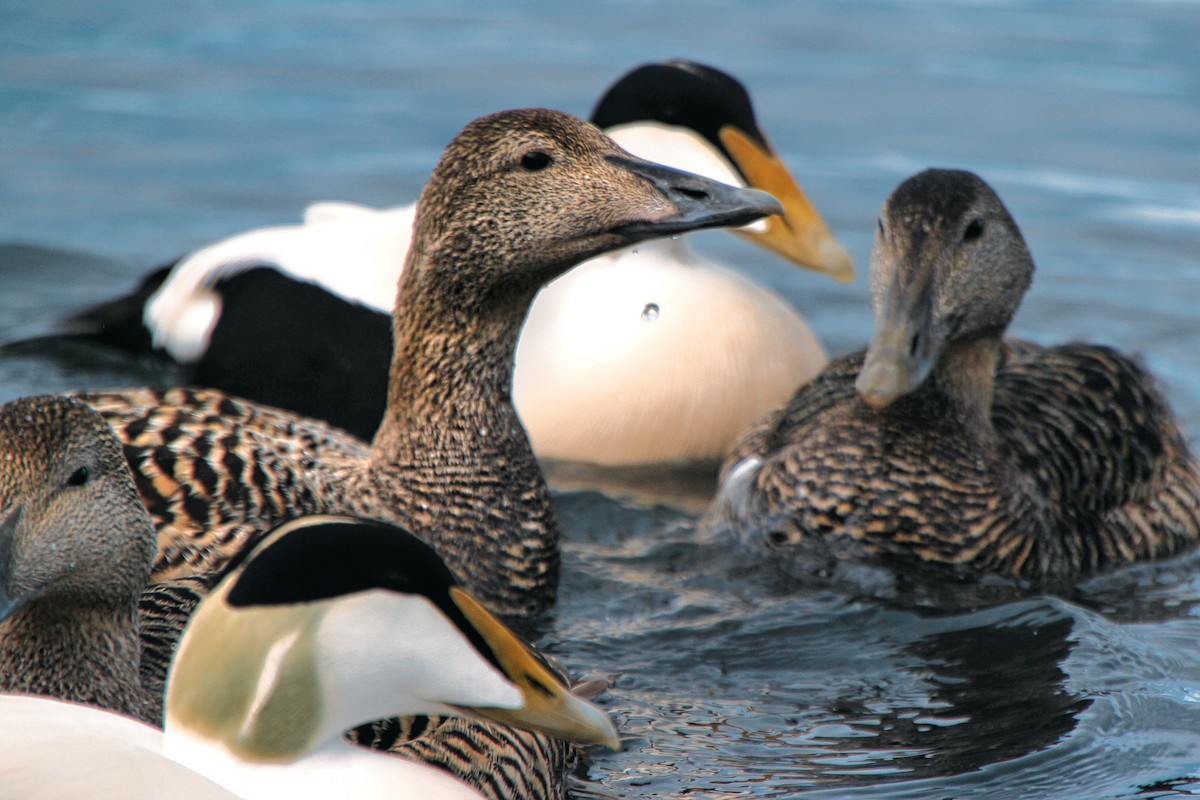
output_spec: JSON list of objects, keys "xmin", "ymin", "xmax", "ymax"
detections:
[
  {"xmin": 707, "ymin": 168, "xmax": 1200, "ymax": 594},
  {"xmin": 0, "ymin": 515, "xmax": 618, "ymax": 800},
  {"xmin": 28, "ymin": 60, "xmax": 850, "ymax": 466},
  {"xmin": 79, "ymin": 107, "xmax": 783, "ymax": 622}
]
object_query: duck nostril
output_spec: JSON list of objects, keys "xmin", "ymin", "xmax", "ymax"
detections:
[{"xmin": 678, "ymin": 187, "xmax": 710, "ymax": 201}]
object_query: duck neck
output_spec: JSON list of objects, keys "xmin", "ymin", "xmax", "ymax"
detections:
[
  {"xmin": 379, "ymin": 281, "xmax": 532, "ymax": 444},
  {"xmin": 0, "ymin": 595, "xmax": 153, "ymax": 721},
  {"xmin": 612, "ymin": 235, "xmax": 692, "ymax": 263},
  {"xmin": 929, "ymin": 334, "xmax": 1002, "ymax": 435},
  {"xmin": 361, "ymin": 249, "xmax": 560, "ymax": 619}
]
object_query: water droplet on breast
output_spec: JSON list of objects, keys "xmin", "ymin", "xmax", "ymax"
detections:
[{"xmin": 641, "ymin": 303, "xmax": 660, "ymax": 322}]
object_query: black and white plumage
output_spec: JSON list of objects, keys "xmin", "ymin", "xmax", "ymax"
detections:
[
  {"xmin": 53, "ymin": 61, "xmax": 851, "ymax": 465},
  {"xmin": 708, "ymin": 168, "xmax": 1200, "ymax": 592},
  {"xmin": 0, "ymin": 515, "xmax": 618, "ymax": 800}
]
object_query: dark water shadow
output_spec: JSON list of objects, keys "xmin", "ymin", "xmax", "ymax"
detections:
[{"xmin": 805, "ymin": 606, "xmax": 1089, "ymax": 790}]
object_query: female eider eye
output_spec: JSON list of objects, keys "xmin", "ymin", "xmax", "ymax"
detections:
[
  {"xmin": 66, "ymin": 466, "xmax": 89, "ymax": 487},
  {"xmin": 963, "ymin": 218, "xmax": 985, "ymax": 241},
  {"xmin": 520, "ymin": 151, "xmax": 553, "ymax": 171},
  {"xmin": 876, "ymin": 218, "xmax": 886, "ymax": 238}
]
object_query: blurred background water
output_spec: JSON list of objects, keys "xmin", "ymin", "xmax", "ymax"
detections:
[{"xmin": 2, "ymin": 1, "xmax": 1199, "ymax": 797}]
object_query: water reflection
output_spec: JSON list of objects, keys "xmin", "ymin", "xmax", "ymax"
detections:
[
  {"xmin": 745, "ymin": 603, "xmax": 1090, "ymax": 794},
  {"xmin": 833, "ymin": 609, "xmax": 1087, "ymax": 785},
  {"xmin": 555, "ymin": 489, "xmax": 1095, "ymax": 798}
]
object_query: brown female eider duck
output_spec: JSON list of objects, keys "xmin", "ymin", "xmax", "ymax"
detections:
[
  {"xmin": 81, "ymin": 108, "xmax": 781, "ymax": 619},
  {"xmin": 0, "ymin": 395, "xmax": 159, "ymax": 722},
  {"xmin": 709, "ymin": 168, "xmax": 1200, "ymax": 590}
]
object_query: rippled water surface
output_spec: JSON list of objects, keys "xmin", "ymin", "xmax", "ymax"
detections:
[{"xmin": 2, "ymin": 1, "xmax": 1200, "ymax": 798}]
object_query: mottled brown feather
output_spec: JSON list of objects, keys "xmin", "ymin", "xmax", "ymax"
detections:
[{"xmin": 0, "ymin": 395, "xmax": 159, "ymax": 724}]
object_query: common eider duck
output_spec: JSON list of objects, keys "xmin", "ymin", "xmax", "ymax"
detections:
[
  {"xmin": 55, "ymin": 60, "xmax": 849, "ymax": 465},
  {"xmin": 0, "ymin": 395, "xmax": 159, "ymax": 723},
  {"xmin": 0, "ymin": 515, "xmax": 618, "ymax": 800},
  {"xmin": 81, "ymin": 108, "xmax": 782, "ymax": 618},
  {"xmin": 708, "ymin": 168, "xmax": 1200, "ymax": 589}
]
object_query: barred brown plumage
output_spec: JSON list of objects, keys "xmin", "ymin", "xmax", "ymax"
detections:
[
  {"xmin": 709, "ymin": 169, "xmax": 1200, "ymax": 595},
  {"xmin": 375, "ymin": 717, "xmax": 569, "ymax": 800},
  {"xmin": 138, "ymin": 574, "xmax": 211, "ymax": 700}
]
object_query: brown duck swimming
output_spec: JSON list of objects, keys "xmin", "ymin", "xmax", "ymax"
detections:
[
  {"xmin": 80, "ymin": 109, "xmax": 778, "ymax": 619},
  {"xmin": 709, "ymin": 168, "xmax": 1200, "ymax": 591},
  {"xmin": 0, "ymin": 395, "xmax": 160, "ymax": 723}
]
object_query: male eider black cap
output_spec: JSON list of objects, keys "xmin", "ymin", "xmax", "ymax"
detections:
[
  {"xmin": 224, "ymin": 516, "xmax": 506, "ymax": 676},
  {"xmin": 227, "ymin": 516, "xmax": 460, "ymax": 609},
  {"xmin": 592, "ymin": 59, "xmax": 767, "ymax": 154},
  {"xmin": 593, "ymin": 59, "xmax": 853, "ymax": 282}
]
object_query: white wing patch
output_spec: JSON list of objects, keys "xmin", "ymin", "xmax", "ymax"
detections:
[{"xmin": 143, "ymin": 203, "xmax": 415, "ymax": 362}]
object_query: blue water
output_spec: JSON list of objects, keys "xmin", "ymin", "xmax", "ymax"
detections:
[{"xmin": 2, "ymin": 1, "xmax": 1200, "ymax": 797}]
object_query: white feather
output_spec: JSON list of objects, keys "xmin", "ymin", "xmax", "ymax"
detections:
[
  {"xmin": 0, "ymin": 695, "xmax": 242, "ymax": 800},
  {"xmin": 144, "ymin": 206, "xmax": 412, "ymax": 362}
]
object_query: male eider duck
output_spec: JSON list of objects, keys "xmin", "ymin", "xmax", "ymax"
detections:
[
  {"xmin": 0, "ymin": 395, "xmax": 159, "ymax": 722},
  {"xmin": 57, "ymin": 60, "xmax": 851, "ymax": 465},
  {"xmin": 0, "ymin": 515, "xmax": 619, "ymax": 800},
  {"xmin": 80, "ymin": 108, "xmax": 782, "ymax": 618},
  {"xmin": 708, "ymin": 168, "xmax": 1200, "ymax": 589}
]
